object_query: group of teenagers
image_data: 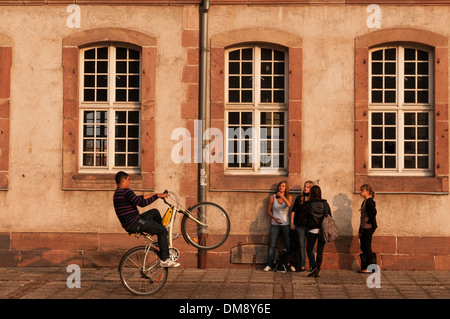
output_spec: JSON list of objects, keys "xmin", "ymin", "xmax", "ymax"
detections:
[
  {"xmin": 114, "ymin": 171, "xmax": 377, "ymax": 272},
  {"xmin": 264, "ymin": 180, "xmax": 378, "ymax": 277}
]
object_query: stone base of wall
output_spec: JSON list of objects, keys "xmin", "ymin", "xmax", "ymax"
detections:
[{"xmin": 0, "ymin": 232, "xmax": 449, "ymax": 271}]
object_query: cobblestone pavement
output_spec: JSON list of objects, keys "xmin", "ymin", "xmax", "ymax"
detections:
[{"xmin": 0, "ymin": 267, "xmax": 449, "ymax": 300}]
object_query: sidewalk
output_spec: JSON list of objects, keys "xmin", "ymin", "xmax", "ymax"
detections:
[{"xmin": 0, "ymin": 267, "xmax": 449, "ymax": 300}]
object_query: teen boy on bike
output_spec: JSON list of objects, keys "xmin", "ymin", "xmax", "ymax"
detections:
[{"xmin": 113, "ymin": 171, "xmax": 180, "ymax": 268}]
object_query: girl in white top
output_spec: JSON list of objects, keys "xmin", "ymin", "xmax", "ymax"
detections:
[{"xmin": 264, "ymin": 181, "xmax": 293, "ymax": 271}]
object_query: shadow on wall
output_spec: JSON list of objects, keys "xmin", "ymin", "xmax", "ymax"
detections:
[{"xmin": 332, "ymin": 193, "xmax": 355, "ymax": 268}]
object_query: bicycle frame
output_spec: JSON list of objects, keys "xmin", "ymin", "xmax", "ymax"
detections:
[{"xmin": 162, "ymin": 199, "xmax": 208, "ymax": 249}]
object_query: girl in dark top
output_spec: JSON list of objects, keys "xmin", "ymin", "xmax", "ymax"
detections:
[
  {"xmin": 304, "ymin": 185, "xmax": 331, "ymax": 277},
  {"xmin": 290, "ymin": 180, "xmax": 314, "ymax": 271},
  {"xmin": 358, "ymin": 184, "xmax": 378, "ymax": 273}
]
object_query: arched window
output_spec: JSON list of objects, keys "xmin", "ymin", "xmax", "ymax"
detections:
[
  {"xmin": 225, "ymin": 45, "xmax": 288, "ymax": 173},
  {"xmin": 79, "ymin": 44, "xmax": 142, "ymax": 173},
  {"xmin": 369, "ymin": 44, "xmax": 433, "ymax": 176}
]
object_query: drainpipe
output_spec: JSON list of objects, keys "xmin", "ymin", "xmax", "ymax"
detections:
[{"xmin": 198, "ymin": 0, "xmax": 210, "ymax": 269}]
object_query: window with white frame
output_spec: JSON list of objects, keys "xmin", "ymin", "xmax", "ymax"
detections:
[
  {"xmin": 369, "ymin": 44, "xmax": 433, "ymax": 175},
  {"xmin": 79, "ymin": 45, "xmax": 141, "ymax": 173},
  {"xmin": 225, "ymin": 45, "xmax": 288, "ymax": 174}
]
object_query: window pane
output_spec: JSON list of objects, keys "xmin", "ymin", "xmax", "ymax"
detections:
[
  {"xmin": 274, "ymin": 76, "xmax": 285, "ymax": 89},
  {"xmin": 372, "ymin": 91, "xmax": 382, "ymax": 103},
  {"xmin": 229, "ymin": 62, "xmax": 240, "ymax": 74},
  {"xmin": 385, "ymin": 141, "xmax": 396, "ymax": 154},
  {"xmin": 261, "ymin": 90, "xmax": 271, "ymax": 103},
  {"xmin": 371, "ymin": 156, "xmax": 382, "ymax": 168},
  {"xmin": 404, "ymin": 91, "xmax": 415, "ymax": 103},
  {"xmin": 385, "ymin": 62, "xmax": 396, "ymax": 75},
  {"xmin": 418, "ymin": 113, "xmax": 429, "ymax": 125},
  {"xmin": 385, "ymin": 127, "xmax": 396, "ymax": 139},
  {"xmin": 385, "ymin": 91, "xmax": 396, "ymax": 103},
  {"xmin": 115, "ymin": 154, "xmax": 126, "ymax": 166},
  {"xmin": 129, "ymin": 75, "xmax": 140, "ymax": 88},
  {"xmin": 97, "ymin": 75, "xmax": 107, "ymax": 87},
  {"xmin": 371, "ymin": 50, "xmax": 383, "ymax": 60},
  {"xmin": 229, "ymin": 90, "xmax": 239, "ymax": 103},
  {"xmin": 129, "ymin": 61, "xmax": 140, "ymax": 74},
  {"xmin": 97, "ymin": 47, "xmax": 108, "ymax": 59},
  {"xmin": 405, "ymin": 62, "xmax": 415, "ymax": 75},
  {"xmin": 229, "ymin": 76, "xmax": 239, "ymax": 89},
  {"xmin": 128, "ymin": 154, "xmax": 139, "ymax": 167},
  {"xmin": 84, "ymin": 89, "xmax": 95, "ymax": 101},
  {"xmin": 97, "ymin": 61, "xmax": 108, "ymax": 73},
  {"xmin": 83, "ymin": 140, "xmax": 94, "ymax": 152},
  {"xmin": 274, "ymin": 91, "xmax": 285, "ymax": 103},
  {"xmin": 229, "ymin": 50, "xmax": 239, "ymax": 60},
  {"xmin": 242, "ymin": 48, "xmax": 253, "ymax": 60},
  {"xmin": 418, "ymin": 156, "xmax": 429, "ymax": 169},
  {"xmin": 417, "ymin": 127, "xmax": 428, "ymax": 140},
  {"xmin": 404, "ymin": 127, "xmax": 415, "ymax": 140},
  {"xmin": 372, "ymin": 141, "xmax": 382, "ymax": 154},
  {"xmin": 241, "ymin": 112, "xmax": 252, "ymax": 125},
  {"xmin": 405, "ymin": 48, "xmax": 416, "ymax": 60},
  {"xmin": 385, "ymin": 48, "xmax": 396, "ymax": 60},
  {"xmin": 385, "ymin": 113, "xmax": 396, "ymax": 125},
  {"xmin": 261, "ymin": 48, "xmax": 272, "ymax": 60},
  {"xmin": 385, "ymin": 156, "xmax": 396, "ymax": 168},
  {"xmin": 84, "ymin": 61, "xmax": 95, "ymax": 73},
  {"xmin": 372, "ymin": 113, "xmax": 383, "ymax": 125},
  {"xmin": 404, "ymin": 113, "xmax": 415, "ymax": 125},
  {"xmin": 404, "ymin": 156, "xmax": 415, "ymax": 168},
  {"xmin": 115, "ymin": 140, "xmax": 126, "ymax": 152},
  {"xmin": 228, "ymin": 112, "xmax": 239, "ymax": 125},
  {"xmin": 372, "ymin": 127, "xmax": 383, "ymax": 139},
  {"xmin": 84, "ymin": 48, "xmax": 95, "ymax": 59},
  {"xmin": 404, "ymin": 142, "xmax": 416, "ymax": 154},
  {"xmin": 128, "ymin": 111, "xmax": 139, "ymax": 124},
  {"xmin": 385, "ymin": 77, "xmax": 396, "ymax": 89},
  {"xmin": 97, "ymin": 89, "xmax": 107, "ymax": 101},
  {"xmin": 242, "ymin": 76, "xmax": 252, "ymax": 89}
]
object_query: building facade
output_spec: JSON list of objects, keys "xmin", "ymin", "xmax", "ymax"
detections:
[{"xmin": 0, "ymin": 0, "xmax": 449, "ymax": 271}]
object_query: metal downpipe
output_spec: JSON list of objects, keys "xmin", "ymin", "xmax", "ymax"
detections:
[{"xmin": 198, "ymin": 0, "xmax": 210, "ymax": 269}]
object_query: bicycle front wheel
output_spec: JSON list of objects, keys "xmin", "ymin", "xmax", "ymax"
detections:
[
  {"xmin": 118, "ymin": 246, "xmax": 168, "ymax": 296},
  {"xmin": 181, "ymin": 202, "xmax": 230, "ymax": 250}
]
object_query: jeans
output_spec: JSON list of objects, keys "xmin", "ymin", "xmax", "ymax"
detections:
[
  {"xmin": 267, "ymin": 224, "xmax": 291, "ymax": 268},
  {"xmin": 295, "ymin": 226, "xmax": 310, "ymax": 269},
  {"xmin": 360, "ymin": 228, "xmax": 376, "ymax": 268},
  {"xmin": 127, "ymin": 209, "xmax": 170, "ymax": 261},
  {"xmin": 306, "ymin": 231, "xmax": 325, "ymax": 271}
]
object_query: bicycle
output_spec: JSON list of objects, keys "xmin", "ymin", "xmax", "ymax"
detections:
[{"xmin": 118, "ymin": 190, "xmax": 230, "ymax": 295}]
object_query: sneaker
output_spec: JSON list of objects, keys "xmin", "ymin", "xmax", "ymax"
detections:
[
  {"xmin": 160, "ymin": 258, "xmax": 180, "ymax": 268},
  {"xmin": 263, "ymin": 266, "xmax": 272, "ymax": 272},
  {"xmin": 290, "ymin": 265, "xmax": 296, "ymax": 272}
]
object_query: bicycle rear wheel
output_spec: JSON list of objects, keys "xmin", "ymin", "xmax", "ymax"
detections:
[
  {"xmin": 181, "ymin": 202, "xmax": 230, "ymax": 250},
  {"xmin": 118, "ymin": 245, "xmax": 168, "ymax": 296}
]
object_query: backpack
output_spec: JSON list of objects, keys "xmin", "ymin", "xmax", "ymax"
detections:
[
  {"xmin": 274, "ymin": 249, "xmax": 289, "ymax": 273},
  {"xmin": 320, "ymin": 202, "xmax": 339, "ymax": 243}
]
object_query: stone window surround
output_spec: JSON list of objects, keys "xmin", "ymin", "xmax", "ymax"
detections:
[
  {"xmin": 210, "ymin": 28, "xmax": 303, "ymax": 191},
  {"xmin": 62, "ymin": 28, "xmax": 157, "ymax": 191},
  {"xmin": 355, "ymin": 28, "xmax": 449, "ymax": 194},
  {"xmin": 0, "ymin": 33, "xmax": 12, "ymax": 190}
]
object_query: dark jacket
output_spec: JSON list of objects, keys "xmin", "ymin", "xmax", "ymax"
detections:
[
  {"xmin": 291, "ymin": 195, "xmax": 307, "ymax": 227},
  {"xmin": 305, "ymin": 200, "xmax": 332, "ymax": 230},
  {"xmin": 359, "ymin": 197, "xmax": 377, "ymax": 231}
]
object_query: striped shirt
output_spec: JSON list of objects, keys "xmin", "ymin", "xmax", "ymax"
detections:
[{"xmin": 113, "ymin": 188, "xmax": 158, "ymax": 230}]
